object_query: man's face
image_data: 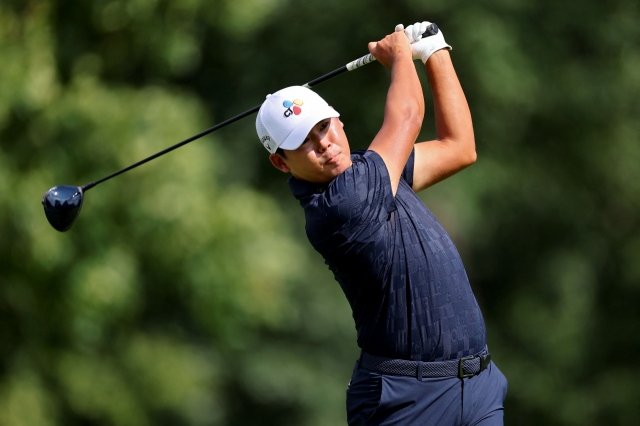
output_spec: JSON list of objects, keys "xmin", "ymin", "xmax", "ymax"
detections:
[{"xmin": 269, "ymin": 117, "xmax": 352, "ymax": 184}]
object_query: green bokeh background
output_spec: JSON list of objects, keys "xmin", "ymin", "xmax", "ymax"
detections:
[{"xmin": 1, "ymin": 0, "xmax": 639, "ymax": 424}]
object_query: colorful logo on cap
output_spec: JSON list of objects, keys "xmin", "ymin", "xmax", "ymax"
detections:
[{"xmin": 283, "ymin": 99, "xmax": 304, "ymax": 117}]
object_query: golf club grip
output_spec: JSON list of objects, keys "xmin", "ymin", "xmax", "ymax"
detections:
[
  {"xmin": 346, "ymin": 54, "xmax": 376, "ymax": 71},
  {"xmin": 422, "ymin": 23, "xmax": 439, "ymax": 37}
]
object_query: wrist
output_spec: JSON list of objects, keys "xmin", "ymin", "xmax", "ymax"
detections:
[
  {"xmin": 424, "ymin": 47, "xmax": 450, "ymax": 64},
  {"xmin": 393, "ymin": 49, "xmax": 414, "ymax": 65}
]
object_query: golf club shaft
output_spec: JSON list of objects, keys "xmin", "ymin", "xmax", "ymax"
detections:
[
  {"xmin": 81, "ymin": 60, "xmax": 361, "ymax": 191},
  {"xmin": 81, "ymin": 24, "xmax": 438, "ymax": 191}
]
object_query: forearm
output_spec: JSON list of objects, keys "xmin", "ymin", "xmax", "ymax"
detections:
[
  {"xmin": 409, "ymin": 50, "xmax": 476, "ymax": 192},
  {"xmin": 369, "ymin": 54, "xmax": 423, "ymax": 193},
  {"xmin": 382, "ymin": 54, "xmax": 424, "ymax": 151},
  {"xmin": 425, "ymin": 50, "xmax": 475, "ymax": 161},
  {"xmin": 367, "ymin": 31, "xmax": 424, "ymax": 194}
]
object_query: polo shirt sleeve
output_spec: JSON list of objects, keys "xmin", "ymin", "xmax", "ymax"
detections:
[
  {"xmin": 303, "ymin": 149, "xmax": 418, "ymax": 256},
  {"xmin": 305, "ymin": 149, "xmax": 417, "ymax": 242},
  {"xmin": 401, "ymin": 148, "xmax": 415, "ymax": 188},
  {"xmin": 306, "ymin": 151, "xmax": 393, "ymax": 238}
]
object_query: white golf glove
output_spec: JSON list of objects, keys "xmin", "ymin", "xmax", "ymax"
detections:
[{"xmin": 395, "ymin": 21, "xmax": 451, "ymax": 63}]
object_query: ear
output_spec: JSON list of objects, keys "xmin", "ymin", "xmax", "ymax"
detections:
[{"xmin": 269, "ymin": 153, "xmax": 291, "ymax": 173}]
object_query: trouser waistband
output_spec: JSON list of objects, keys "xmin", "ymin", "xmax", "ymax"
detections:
[{"xmin": 359, "ymin": 347, "xmax": 491, "ymax": 380}]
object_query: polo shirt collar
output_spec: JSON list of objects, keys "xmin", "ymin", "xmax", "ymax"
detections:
[{"xmin": 288, "ymin": 176, "xmax": 327, "ymax": 199}]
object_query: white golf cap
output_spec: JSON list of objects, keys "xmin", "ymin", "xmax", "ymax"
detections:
[{"xmin": 256, "ymin": 86, "xmax": 340, "ymax": 154}]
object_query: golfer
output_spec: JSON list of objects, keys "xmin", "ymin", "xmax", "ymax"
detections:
[{"xmin": 256, "ymin": 22, "xmax": 507, "ymax": 425}]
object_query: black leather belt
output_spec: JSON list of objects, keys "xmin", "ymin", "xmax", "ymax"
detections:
[{"xmin": 360, "ymin": 348, "xmax": 491, "ymax": 380}]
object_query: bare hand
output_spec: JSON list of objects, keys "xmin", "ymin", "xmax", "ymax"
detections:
[{"xmin": 367, "ymin": 30, "xmax": 412, "ymax": 69}]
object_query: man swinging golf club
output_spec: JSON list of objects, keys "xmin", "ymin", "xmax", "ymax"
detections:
[{"xmin": 256, "ymin": 22, "xmax": 508, "ymax": 425}]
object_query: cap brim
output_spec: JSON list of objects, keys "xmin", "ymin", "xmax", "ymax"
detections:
[{"xmin": 278, "ymin": 107, "xmax": 340, "ymax": 151}]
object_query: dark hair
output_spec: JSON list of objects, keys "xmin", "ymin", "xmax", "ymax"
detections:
[{"xmin": 276, "ymin": 148, "xmax": 286, "ymax": 158}]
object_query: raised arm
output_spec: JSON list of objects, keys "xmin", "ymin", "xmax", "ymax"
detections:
[
  {"xmin": 412, "ymin": 50, "xmax": 476, "ymax": 192},
  {"xmin": 367, "ymin": 30, "xmax": 424, "ymax": 195},
  {"xmin": 402, "ymin": 23, "xmax": 475, "ymax": 192}
]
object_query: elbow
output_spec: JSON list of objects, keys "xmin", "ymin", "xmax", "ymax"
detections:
[
  {"xmin": 460, "ymin": 136, "xmax": 477, "ymax": 167},
  {"xmin": 390, "ymin": 110, "xmax": 423, "ymax": 141},
  {"xmin": 465, "ymin": 148, "xmax": 477, "ymax": 166},
  {"xmin": 406, "ymin": 103, "xmax": 425, "ymax": 136},
  {"xmin": 409, "ymin": 114, "xmax": 424, "ymax": 137},
  {"xmin": 399, "ymin": 98, "xmax": 425, "ymax": 135}
]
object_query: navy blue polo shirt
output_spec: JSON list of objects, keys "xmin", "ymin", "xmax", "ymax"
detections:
[{"xmin": 288, "ymin": 149, "xmax": 486, "ymax": 361}]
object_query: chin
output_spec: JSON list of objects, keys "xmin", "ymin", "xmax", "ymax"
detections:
[
  {"xmin": 334, "ymin": 156, "xmax": 352, "ymax": 173},
  {"xmin": 324, "ymin": 164, "xmax": 347, "ymax": 182},
  {"xmin": 333, "ymin": 163, "xmax": 348, "ymax": 176}
]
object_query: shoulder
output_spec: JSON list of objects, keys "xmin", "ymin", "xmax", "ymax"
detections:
[
  {"xmin": 345, "ymin": 149, "xmax": 392, "ymax": 188},
  {"xmin": 353, "ymin": 149, "xmax": 414, "ymax": 187},
  {"xmin": 330, "ymin": 150, "xmax": 391, "ymax": 201},
  {"xmin": 289, "ymin": 149, "xmax": 397, "ymax": 220},
  {"xmin": 306, "ymin": 150, "xmax": 395, "ymax": 228}
]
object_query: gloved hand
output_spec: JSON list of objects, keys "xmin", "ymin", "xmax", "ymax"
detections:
[{"xmin": 395, "ymin": 21, "xmax": 451, "ymax": 63}]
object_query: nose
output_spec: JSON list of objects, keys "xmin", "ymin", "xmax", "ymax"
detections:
[{"xmin": 314, "ymin": 136, "xmax": 331, "ymax": 153}]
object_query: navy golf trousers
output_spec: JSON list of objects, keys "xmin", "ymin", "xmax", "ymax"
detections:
[{"xmin": 346, "ymin": 359, "xmax": 507, "ymax": 426}]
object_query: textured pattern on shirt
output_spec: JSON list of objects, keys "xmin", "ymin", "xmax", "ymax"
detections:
[{"xmin": 288, "ymin": 150, "xmax": 486, "ymax": 361}]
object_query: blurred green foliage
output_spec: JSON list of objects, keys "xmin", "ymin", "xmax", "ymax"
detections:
[{"xmin": 1, "ymin": 0, "xmax": 639, "ymax": 425}]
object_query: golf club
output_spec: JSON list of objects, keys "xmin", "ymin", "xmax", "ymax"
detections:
[{"xmin": 42, "ymin": 24, "xmax": 440, "ymax": 232}]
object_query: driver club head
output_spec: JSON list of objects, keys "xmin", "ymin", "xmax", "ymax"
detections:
[{"xmin": 42, "ymin": 185, "xmax": 84, "ymax": 232}]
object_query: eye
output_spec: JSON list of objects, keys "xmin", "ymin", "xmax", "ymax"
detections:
[{"xmin": 319, "ymin": 121, "xmax": 329, "ymax": 130}]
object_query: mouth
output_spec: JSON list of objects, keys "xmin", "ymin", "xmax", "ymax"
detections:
[{"xmin": 325, "ymin": 151, "xmax": 341, "ymax": 166}]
